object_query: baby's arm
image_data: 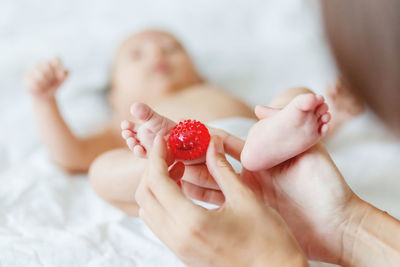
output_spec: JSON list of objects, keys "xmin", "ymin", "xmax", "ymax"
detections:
[{"xmin": 24, "ymin": 57, "xmax": 119, "ymax": 172}]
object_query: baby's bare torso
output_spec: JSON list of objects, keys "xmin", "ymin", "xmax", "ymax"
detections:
[
  {"xmin": 148, "ymin": 84, "xmax": 254, "ymax": 122},
  {"xmin": 109, "ymin": 83, "xmax": 255, "ymax": 146}
]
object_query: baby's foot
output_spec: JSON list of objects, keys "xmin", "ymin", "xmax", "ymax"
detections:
[
  {"xmin": 241, "ymin": 93, "xmax": 331, "ymax": 171},
  {"xmin": 121, "ymin": 103, "xmax": 176, "ymax": 157},
  {"xmin": 326, "ymin": 79, "xmax": 365, "ymax": 133}
]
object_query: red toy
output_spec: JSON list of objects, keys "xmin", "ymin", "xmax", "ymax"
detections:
[{"xmin": 168, "ymin": 120, "xmax": 211, "ymax": 161}]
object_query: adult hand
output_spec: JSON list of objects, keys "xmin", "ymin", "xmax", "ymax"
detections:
[
  {"xmin": 179, "ymin": 127, "xmax": 243, "ymax": 205},
  {"xmin": 135, "ymin": 135, "xmax": 307, "ymax": 267},
  {"xmin": 183, "ymin": 128, "xmax": 362, "ymax": 265}
]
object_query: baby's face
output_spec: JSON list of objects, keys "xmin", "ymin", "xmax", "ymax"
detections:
[{"xmin": 111, "ymin": 30, "xmax": 200, "ymax": 106}]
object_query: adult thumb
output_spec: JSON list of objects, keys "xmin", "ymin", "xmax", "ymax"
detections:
[{"xmin": 206, "ymin": 136, "xmax": 252, "ymax": 204}]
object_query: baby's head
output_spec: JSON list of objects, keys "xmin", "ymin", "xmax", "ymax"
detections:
[{"xmin": 110, "ymin": 30, "xmax": 201, "ymax": 112}]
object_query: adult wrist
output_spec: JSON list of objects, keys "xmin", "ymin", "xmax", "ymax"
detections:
[
  {"xmin": 251, "ymin": 249, "xmax": 307, "ymax": 267},
  {"xmin": 339, "ymin": 197, "xmax": 400, "ymax": 266},
  {"xmin": 338, "ymin": 196, "xmax": 370, "ymax": 266},
  {"xmin": 249, "ymin": 236, "xmax": 308, "ymax": 267}
]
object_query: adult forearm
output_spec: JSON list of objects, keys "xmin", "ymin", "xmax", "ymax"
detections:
[
  {"xmin": 340, "ymin": 199, "xmax": 400, "ymax": 267},
  {"xmin": 252, "ymin": 251, "xmax": 308, "ymax": 267}
]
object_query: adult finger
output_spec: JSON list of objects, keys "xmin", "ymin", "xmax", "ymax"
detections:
[
  {"xmin": 178, "ymin": 131, "xmax": 245, "ymax": 191},
  {"xmin": 147, "ymin": 135, "xmax": 204, "ymax": 219},
  {"xmin": 182, "ymin": 164, "xmax": 220, "ymax": 190},
  {"xmin": 135, "ymin": 178, "xmax": 176, "ymax": 232},
  {"xmin": 135, "ymin": 182, "xmax": 167, "ymax": 222},
  {"xmin": 206, "ymin": 136, "xmax": 253, "ymax": 205},
  {"xmin": 181, "ymin": 180, "xmax": 225, "ymax": 206},
  {"xmin": 209, "ymin": 128, "xmax": 244, "ymax": 161},
  {"xmin": 139, "ymin": 208, "xmax": 181, "ymax": 252},
  {"xmin": 221, "ymin": 133, "xmax": 245, "ymax": 162}
]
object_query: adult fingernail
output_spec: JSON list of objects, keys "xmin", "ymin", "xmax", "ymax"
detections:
[
  {"xmin": 155, "ymin": 134, "xmax": 162, "ymax": 143},
  {"xmin": 214, "ymin": 136, "xmax": 224, "ymax": 154}
]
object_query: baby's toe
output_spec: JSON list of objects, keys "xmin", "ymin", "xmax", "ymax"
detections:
[
  {"xmin": 130, "ymin": 102, "xmax": 176, "ymax": 137},
  {"xmin": 130, "ymin": 103, "xmax": 152, "ymax": 121},
  {"xmin": 121, "ymin": 120, "xmax": 135, "ymax": 131},
  {"xmin": 315, "ymin": 103, "xmax": 329, "ymax": 117},
  {"xmin": 319, "ymin": 124, "xmax": 329, "ymax": 136},
  {"xmin": 126, "ymin": 137, "xmax": 139, "ymax": 151},
  {"xmin": 122, "ymin": 129, "xmax": 136, "ymax": 140},
  {"xmin": 294, "ymin": 93, "xmax": 319, "ymax": 112},
  {"xmin": 319, "ymin": 112, "xmax": 331, "ymax": 124},
  {"xmin": 315, "ymin": 94, "xmax": 325, "ymax": 105},
  {"xmin": 133, "ymin": 145, "xmax": 146, "ymax": 157}
]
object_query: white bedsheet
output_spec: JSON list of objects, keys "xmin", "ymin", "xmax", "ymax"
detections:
[{"xmin": 1, "ymin": 0, "xmax": 400, "ymax": 266}]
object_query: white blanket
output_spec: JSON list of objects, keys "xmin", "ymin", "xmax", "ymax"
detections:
[{"xmin": 1, "ymin": 0, "xmax": 400, "ymax": 266}]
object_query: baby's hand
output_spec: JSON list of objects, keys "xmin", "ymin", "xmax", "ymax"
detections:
[{"xmin": 24, "ymin": 57, "xmax": 68, "ymax": 99}]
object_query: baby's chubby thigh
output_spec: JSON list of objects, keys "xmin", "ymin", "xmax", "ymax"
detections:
[{"xmin": 89, "ymin": 148, "xmax": 146, "ymax": 216}]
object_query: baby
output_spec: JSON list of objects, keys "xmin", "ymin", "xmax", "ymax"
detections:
[
  {"xmin": 24, "ymin": 29, "xmax": 362, "ymax": 216},
  {"xmin": 115, "ymin": 84, "xmax": 363, "ymax": 215},
  {"xmin": 24, "ymin": 30, "xmax": 254, "ymax": 173}
]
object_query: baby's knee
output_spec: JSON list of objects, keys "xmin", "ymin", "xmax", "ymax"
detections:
[
  {"xmin": 88, "ymin": 153, "xmax": 109, "ymax": 200},
  {"xmin": 89, "ymin": 153, "xmax": 140, "ymax": 217}
]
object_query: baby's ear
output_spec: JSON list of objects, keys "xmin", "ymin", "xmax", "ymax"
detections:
[{"xmin": 254, "ymin": 105, "xmax": 279, "ymax": 119}]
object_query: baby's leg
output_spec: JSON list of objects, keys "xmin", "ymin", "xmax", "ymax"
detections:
[
  {"xmin": 241, "ymin": 87, "xmax": 331, "ymax": 171},
  {"xmin": 122, "ymin": 103, "xmax": 211, "ymax": 165},
  {"xmin": 89, "ymin": 149, "xmax": 146, "ymax": 216},
  {"xmin": 89, "ymin": 104, "xmax": 174, "ymax": 216},
  {"xmin": 90, "ymin": 103, "xmax": 211, "ymax": 216}
]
